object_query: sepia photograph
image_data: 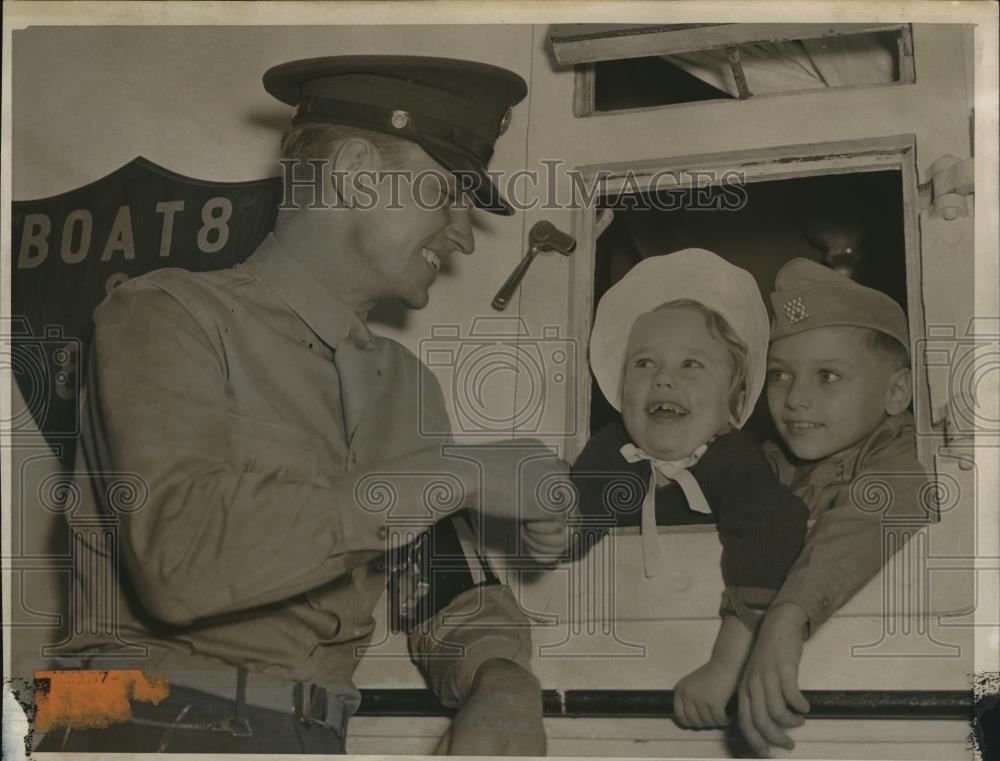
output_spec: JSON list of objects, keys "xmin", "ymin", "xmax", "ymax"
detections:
[{"xmin": 2, "ymin": 2, "xmax": 998, "ymax": 759}]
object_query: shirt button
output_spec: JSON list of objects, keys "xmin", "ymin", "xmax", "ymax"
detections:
[
  {"xmin": 377, "ymin": 526, "xmax": 388, "ymax": 541},
  {"xmin": 818, "ymin": 596, "xmax": 831, "ymax": 608}
]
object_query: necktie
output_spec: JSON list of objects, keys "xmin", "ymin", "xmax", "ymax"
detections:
[{"xmin": 619, "ymin": 443, "xmax": 711, "ymax": 578}]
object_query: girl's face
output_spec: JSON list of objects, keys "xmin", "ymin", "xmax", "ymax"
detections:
[{"xmin": 621, "ymin": 307, "xmax": 734, "ymax": 461}]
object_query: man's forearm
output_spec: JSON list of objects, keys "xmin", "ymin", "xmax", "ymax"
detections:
[{"xmin": 472, "ymin": 659, "xmax": 541, "ymax": 698}]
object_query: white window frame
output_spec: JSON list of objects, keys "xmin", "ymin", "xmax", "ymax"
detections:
[{"xmin": 563, "ymin": 134, "xmax": 934, "ymax": 477}]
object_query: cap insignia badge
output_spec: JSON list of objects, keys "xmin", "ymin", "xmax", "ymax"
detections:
[
  {"xmin": 498, "ymin": 107, "xmax": 512, "ymax": 136},
  {"xmin": 391, "ymin": 110, "xmax": 410, "ymax": 129},
  {"xmin": 784, "ymin": 296, "xmax": 807, "ymax": 324}
]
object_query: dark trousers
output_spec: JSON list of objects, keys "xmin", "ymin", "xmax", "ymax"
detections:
[{"xmin": 33, "ymin": 685, "xmax": 347, "ymax": 754}]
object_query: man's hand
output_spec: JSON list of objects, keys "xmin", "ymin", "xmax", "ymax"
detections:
[
  {"xmin": 520, "ymin": 519, "xmax": 570, "ymax": 565},
  {"xmin": 738, "ymin": 603, "xmax": 811, "ymax": 758},
  {"xmin": 461, "ymin": 439, "xmax": 573, "ymax": 525},
  {"xmin": 435, "ymin": 658, "xmax": 546, "ymax": 756}
]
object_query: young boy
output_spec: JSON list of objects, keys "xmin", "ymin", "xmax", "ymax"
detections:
[
  {"xmin": 571, "ymin": 250, "xmax": 809, "ymax": 728},
  {"xmin": 737, "ymin": 258, "xmax": 928, "ymax": 757}
]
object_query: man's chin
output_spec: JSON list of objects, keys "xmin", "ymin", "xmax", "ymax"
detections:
[{"xmin": 403, "ymin": 291, "xmax": 431, "ymax": 310}]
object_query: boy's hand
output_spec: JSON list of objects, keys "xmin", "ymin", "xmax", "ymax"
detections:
[
  {"xmin": 673, "ymin": 656, "xmax": 741, "ymax": 728},
  {"xmin": 738, "ymin": 603, "xmax": 811, "ymax": 757}
]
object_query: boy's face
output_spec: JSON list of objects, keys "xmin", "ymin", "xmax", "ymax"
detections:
[
  {"xmin": 621, "ymin": 307, "xmax": 734, "ymax": 461},
  {"xmin": 767, "ymin": 326, "xmax": 909, "ymax": 461}
]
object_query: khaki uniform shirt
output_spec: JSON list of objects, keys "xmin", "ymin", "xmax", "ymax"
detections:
[
  {"xmin": 65, "ymin": 234, "xmax": 531, "ymax": 706},
  {"xmin": 765, "ymin": 411, "xmax": 929, "ymax": 627}
]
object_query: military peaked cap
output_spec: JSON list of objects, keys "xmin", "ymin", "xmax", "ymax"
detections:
[{"xmin": 264, "ymin": 55, "xmax": 528, "ymax": 215}]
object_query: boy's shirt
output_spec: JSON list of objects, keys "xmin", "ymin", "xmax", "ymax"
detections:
[
  {"xmin": 571, "ymin": 423, "xmax": 809, "ymax": 632},
  {"xmin": 763, "ymin": 410, "xmax": 930, "ymax": 629}
]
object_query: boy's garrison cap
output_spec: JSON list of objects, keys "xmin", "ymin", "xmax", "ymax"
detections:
[
  {"xmin": 263, "ymin": 55, "xmax": 527, "ymax": 215},
  {"xmin": 770, "ymin": 257, "xmax": 909, "ymax": 349}
]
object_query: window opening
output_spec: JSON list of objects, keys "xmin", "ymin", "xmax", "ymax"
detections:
[{"xmin": 590, "ymin": 170, "xmax": 908, "ymax": 447}]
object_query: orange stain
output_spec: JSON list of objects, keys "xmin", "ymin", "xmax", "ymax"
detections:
[{"xmin": 34, "ymin": 670, "xmax": 169, "ymax": 730}]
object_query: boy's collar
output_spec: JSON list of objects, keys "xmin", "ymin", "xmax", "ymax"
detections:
[{"xmin": 799, "ymin": 411, "xmax": 914, "ymax": 485}]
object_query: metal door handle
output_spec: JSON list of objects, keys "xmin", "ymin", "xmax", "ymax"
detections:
[{"xmin": 492, "ymin": 221, "xmax": 576, "ymax": 311}]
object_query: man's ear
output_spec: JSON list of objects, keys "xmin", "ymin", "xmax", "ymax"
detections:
[
  {"xmin": 330, "ymin": 137, "xmax": 378, "ymax": 207},
  {"xmin": 885, "ymin": 366, "xmax": 913, "ymax": 416}
]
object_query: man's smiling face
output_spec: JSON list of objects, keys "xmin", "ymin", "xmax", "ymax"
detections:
[{"xmin": 350, "ymin": 141, "xmax": 475, "ymax": 309}]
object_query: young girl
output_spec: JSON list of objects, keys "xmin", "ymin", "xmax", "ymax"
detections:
[{"xmin": 571, "ymin": 249, "xmax": 808, "ymax": 727}]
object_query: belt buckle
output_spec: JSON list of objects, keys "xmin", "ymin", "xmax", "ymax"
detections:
[{"xmin": 293, "ymin": 682, "xmax": 329, "ymax": 726}]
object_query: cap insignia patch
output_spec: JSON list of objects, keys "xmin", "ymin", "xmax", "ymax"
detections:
[{"xmin": 783, "ymin": 296, "xmax": 807, "ymax": 324}]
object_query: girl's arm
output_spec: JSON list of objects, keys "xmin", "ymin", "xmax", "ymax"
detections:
[{"xmin": 673, "ymin": 614, "xmax": 753, "ymax": 727}]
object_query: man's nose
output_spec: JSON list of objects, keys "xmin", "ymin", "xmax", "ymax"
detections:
[{"xmin": 446, "ymin": 206, "xmax": 475, "ymax": 255}]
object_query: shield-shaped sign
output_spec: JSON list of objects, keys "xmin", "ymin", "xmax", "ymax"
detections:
[{"xmin": 9, "ymin": 157, "xmax": 281, "ymax": 467}]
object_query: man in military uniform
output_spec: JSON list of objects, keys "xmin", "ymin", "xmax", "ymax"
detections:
[{"xmin": 38, "ymin": 56, "xmax": 569, "ymax": 755}]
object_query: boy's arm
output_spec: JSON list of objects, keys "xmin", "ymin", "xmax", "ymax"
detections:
[
  {"xmin": 738, "ymin": 601, "xmax": 810, "ymax": 756},
  {"xmin": 739, "ymin": 432, "xmax": 929, "ymax": 757},
  {"xmin": 702, "ymin": 432, "xmax": 809, "ymax": 634},
  {"xmin": 672, "ymin": 432, "xmax": 807, "ymax": 730},
  {"xmin": 768, "ymin": 457, "xmax": 928, "ymax": 626}
]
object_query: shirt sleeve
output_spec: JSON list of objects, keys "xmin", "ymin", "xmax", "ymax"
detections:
[
  {"xmin": 701, "ymin": 432, "xmax": 810, "ymax": 632},
  {"xmin": 408, "ymin": 584, "xmax": 534, "ymax": 708},
  {"xmin": 770, "ymin": 422, "xmax": 930, "ymax": 628},
  {"xmin": 84, "ymin": 283, "xmax": 393, "ymax": 626}
]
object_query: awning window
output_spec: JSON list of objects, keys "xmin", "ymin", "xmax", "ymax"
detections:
[{"xmin": 551, "ymin": 23, "xmax": 914, "ymax": 113}]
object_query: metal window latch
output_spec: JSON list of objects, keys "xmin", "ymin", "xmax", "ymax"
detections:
[
  {"xmin": 937, "ymin": 392, "xmax": 979, "ymax": 471},
  {"xmin": 920, "ymin": 155, "xmax": 974, "ymax": 220},
  {"xmin": 492, "ymin": 221, "xmax": 577, "ymax": 311}
]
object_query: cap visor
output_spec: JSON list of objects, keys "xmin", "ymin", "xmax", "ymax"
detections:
[{"xmin": 415, "ymin": 137, "xmax": 514, "ymax": 216}]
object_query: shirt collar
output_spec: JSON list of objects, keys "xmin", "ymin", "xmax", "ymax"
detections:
[
  {"xmin": 240, "ymin": 233, "xmax": 373, "ymax": 351},
  {"xmin": 800, "ymin": 412, "xmax": 911, "ymax": 486}
]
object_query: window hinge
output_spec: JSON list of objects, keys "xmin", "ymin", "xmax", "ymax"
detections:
[{"xmin": 919, "ymin": 155, "xmax": 974, "ymax": 220}]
